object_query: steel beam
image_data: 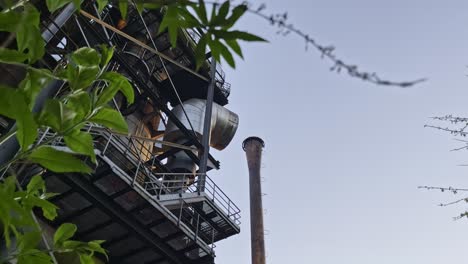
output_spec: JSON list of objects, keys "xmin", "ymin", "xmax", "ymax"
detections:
[{"xmin": 59, "ymin": 173, "xmax": 187, "ymax": 264}]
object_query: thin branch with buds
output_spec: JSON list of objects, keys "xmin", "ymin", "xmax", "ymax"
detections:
[
  {"xmin": 419, "ymin": 185, "xmax": 468, "ymax": 220},
  {"xmin": 418, "ymin": 185, "xmax": 468, "ymax": 194},
  {"xmin": 243, "ymin": 2, "xmax": 427, "ymax": 87}
]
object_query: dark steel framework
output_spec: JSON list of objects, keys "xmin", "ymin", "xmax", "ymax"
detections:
[{"xmin": 0, "ymin": 2, "xmax": 240, "ymax": 264}]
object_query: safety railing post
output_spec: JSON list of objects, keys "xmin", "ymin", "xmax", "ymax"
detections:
[
  {"xmin": 158, "ymin": 174, "xmax": 165, "ymax": 199},
  {"xmin": 178, "ymin": 199, "xmax": 183, "ymax": 226},
  {"xmin": 211, "ymin": 182, "xmax": 216, "ymax": 202},
  {"xmin": 179, "ymin": 174, "xmax": 185, "ymax": 197},
  {"xmin": 102, "ymin": 134, "xmax": 112, "ymax": 155},
  {"xmin": 211, "ymin": 228, "xmax": 215, "ymax": 252},
  {"xmin": 132, "ymin": 159, "xmax": 141, "ymax": 187},
  {"xmin": 195, "ymin": 214, "xmax": 200, "ymax": 241}
]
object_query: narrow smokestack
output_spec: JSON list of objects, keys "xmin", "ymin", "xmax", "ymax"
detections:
[{"xmin": 243, "ymin": 137, "xmax": 266, "ymax": 264}]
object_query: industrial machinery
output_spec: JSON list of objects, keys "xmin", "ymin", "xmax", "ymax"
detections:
[{"xmin": 0, "ymin": 2, "xmax": 240, "ymax": 264}]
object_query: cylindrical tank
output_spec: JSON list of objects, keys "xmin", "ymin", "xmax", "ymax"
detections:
[
  {"xmin": 243, "ymin": 137, "xmax": 266, "ymax": 264},
  {"xmin": 163, "ymin": 98, "xmax": 239, "ymax": 173}
]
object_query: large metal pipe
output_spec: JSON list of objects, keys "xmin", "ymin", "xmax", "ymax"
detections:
[{"xmin": 243, "ymin": 137, "xmax": 266, "ymax": 264}]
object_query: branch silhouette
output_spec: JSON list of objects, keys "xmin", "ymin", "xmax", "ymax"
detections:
[{"xmin": 244, "ymin": 2, "xmax": 427, "ymax": 87}]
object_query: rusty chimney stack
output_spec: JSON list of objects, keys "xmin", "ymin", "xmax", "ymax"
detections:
[{"xmin": 243, "ymin": 137, "xmax": 266, "ymax": 264}]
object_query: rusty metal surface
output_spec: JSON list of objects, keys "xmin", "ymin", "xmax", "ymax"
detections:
[{"xmin": 243, "ymin": 137, "xmax": 266, "ymax": 264}]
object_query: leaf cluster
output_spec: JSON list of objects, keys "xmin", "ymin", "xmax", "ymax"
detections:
[
  {"xmin": 0, "ymin": 1, "xmax": 134, "ymax": 171},
  {"xmin": 0, "ymin": 2, "xmax": 137, "ymax": 264},
  {"xmin": 0, "ymin": 176, "xmax": 107, "ymax": 264}
]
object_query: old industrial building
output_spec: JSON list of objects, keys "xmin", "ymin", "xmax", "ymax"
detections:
[{"xmin": 0, "ymin": 2, "xmax": 241, "ymax": 263}]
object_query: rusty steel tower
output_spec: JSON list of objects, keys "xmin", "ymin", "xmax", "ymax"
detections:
[{"xmin": 0, "ymin": 2, "xmax": 242, "ymax": 264}]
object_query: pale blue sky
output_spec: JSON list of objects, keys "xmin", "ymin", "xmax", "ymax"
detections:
[{"xmin": 208, "ymin": 1, "xmax": 468, "ymax": 263}]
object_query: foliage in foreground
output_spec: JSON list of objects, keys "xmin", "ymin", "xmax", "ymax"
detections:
[{"xmin": 0, "ymin": 1, "xmax": 135, "ymax": 263}]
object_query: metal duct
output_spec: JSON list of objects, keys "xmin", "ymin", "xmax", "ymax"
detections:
[
  {"xmin": 243, "ymin": 137, "xmax": 266, "ymax": 264},
  {"xmin": 163, "ymin": 98, "xmax": 239, "ymax": 173},
  {"xmin": 164, "ymin": 98, "xmax": 239, "ymax": 150}
]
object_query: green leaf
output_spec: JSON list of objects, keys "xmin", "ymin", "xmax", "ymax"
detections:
[
  {"xmin": 2, "ymin": 176, "xmax": 17, "ymax": 195},
  {"xmin": 0, "ymin": 85, "xmax": 37, "ymax": 151},
  {"xmin": 135, "ymin": 2, "xmax": 144, "ymax": 13},
  {"xmin": 119, "ymin": 0, "xmax": 128, "ymax": 20},
  {"xmin": 17, "ymin": 249, "xmax": 52, "ymax": 264},
  {"xmin": 29, "ymin": 146, "xmax": 92, "ymax": 173},
  {"xmin": 18, "ymin": 231, "xmax": 42, "ymax": 251},
  {"xmin": 73, "ymin": 0, "xmax": 82, "ymax": 10},
  {"xmin": 67, "ymin": 48, "xmax": 101, "ymax": 91},
  {"xmin": 90, "ymin": 107, "xmax": 128, "ymax": 133},
  {"xmin": 26, "ymin": 196, "xmax": 58, "ymax": 220},
  {"xmin": 15, "ymin": 5, "xmax": 45, "ymax": 63},
  {"xmin": 177, "ymin": 6, "xmax": 201, "ymax": 28},
  {"xmin": 159, "ymin": 6, "xmax": 180, "ymax": 47},
  {"xmin": 61, "ymin": 240, "xmax": 83, "ymax": 249},
  {"xmin": 194, "ymin": 0, "xmax": 208, "ymax": 24},
  {"xmin": 19, "ymin": 69, "xmax": 52, "ymax": 109},
  {"xmin": 0, "ymin": 48, "xmax": 28, "ymax": 63},
  {"xmin": 96, "ymin": 0, "xmax": 108, "ymax": 13},
  {"xmin": 54, "ymin": 223, "xmax": 77, "ymax": 246},
  {"xmin": 72, "ymin": 47, "xmax": 101, "ymax": 68},
  {"xmin": 99, "ymin": 45, "xmax": 114, "ymax": 67},
  {"xmin": 224, "ymin": 4, "xmax": 247, "ymax": 28},
  {"xmin": 95, "ymin": 81, "xmax": 119, "ymax": 107},
  {"xmin": 26, "ymin": 175, "xmax": 46, "ymax": 195},
  {"xmin": 98, "ymin": 72, "xmax": 134, "ymax": 105},
  {"xmin": 36, "ymin": 99, "xmax": 77, "ymax": 133},
  {"xmin": 88, "ymin": 240, "xmax": 107, "ymax": 259},
  {"xmin": 208, "ymin": 38, "xmax": 222, "ymax": 63},
  {"xmin": 0, "ymin": 9, "xmax": 20, "ymax": 32},
  {"xmin": 218, "ymin": 1, "xmax": 230, "ymax": 19},
  {"xmin": 73, "ymin": 66, "xmax": 100, "ymax": 91},
  {"xmin": 46, "ymin": 0, "xmax": 73, "ymax": 13},
  {"xmin": 79, "ymin": 254, "xmax": 94, "ymax": 264},
  {"xmin": 194, "ymin": 34, "xmax": 208, "ymax": 70},
  {"xmin": 210, "ymin": 2, "xmax": 217, "ymax": 22},
  {"xmin": 218, "ymin": 42, "xmax": 235, "ymax": 68},
  {"xmin": 36, "ymin": 100, "xmax": 62, "ymax": 131},
  {"xmin": 212, "ymin": 1, "xmax": 230, "ymax": 25},
  {"xmin": 0, "ymin": 86, "xmax": 25, "ymax": 120},
  {"xmin": 168, "ymin": 23, "xmax": 178, "ymax": 47},
  {"xmin": 214, "ymin": 30, "xmax": 267, "ymax": 42},
  {"xmin": 225, "ymin": 39, "xmax": 243, "ymax": 59},
  {"xmin": 64, "ymin": 130, "xmax": 96, "ymax": 163},
  {"xmin": 67, "ymin": 91, "xmax": 92, "ymax": 120},
  {"xmin": 0, "ymin": 7, "xmax": 45, "ymax": 62}
]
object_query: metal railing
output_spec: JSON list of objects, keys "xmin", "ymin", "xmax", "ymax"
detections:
[
  {"xmin": 38, "ymin": 127, "xmax": 240, "ymax": 235},
  {"xmin": 146, "ymin": 173, "xmax": 241, "ymax": 226},
  {"xmin": 176, "ymin": 199, "xmax": 217, "ymax": 251},
  {"xmin": 38, "ymin": 128, "xmax": 220, "ymax": 251}
]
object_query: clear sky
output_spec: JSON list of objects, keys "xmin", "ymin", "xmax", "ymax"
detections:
[{"xmin": 208, "ymin": 1, "xmax": 468, "ymax": 263}]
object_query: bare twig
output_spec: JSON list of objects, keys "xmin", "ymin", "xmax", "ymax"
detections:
[
  {"xmin": 418, "ymin": 185, "xmax": 468, "ymax": 194},
  {"xmin": 243, "ymin": 2, "xmax": 427, "ymax": 87}
]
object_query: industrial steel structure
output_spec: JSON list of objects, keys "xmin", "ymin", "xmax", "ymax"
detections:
[
  {"xmin": 243, "ymin": 137, "xmax": 266, "ymax": 264},
  {"xmin": 0, "ymin": 2, "xmax": 241, "ymax": 264}
]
